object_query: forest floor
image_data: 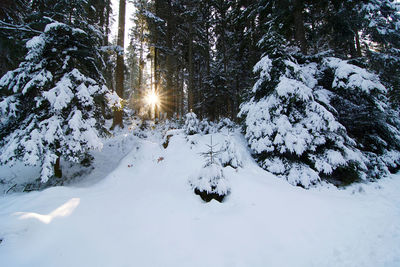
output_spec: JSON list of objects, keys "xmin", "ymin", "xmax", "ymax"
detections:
[{"xmin": 0, "ymin": 123, "xmax": 400, "ymax": 267}]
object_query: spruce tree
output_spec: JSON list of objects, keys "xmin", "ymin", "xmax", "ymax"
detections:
[
  {"xmin": 239, "ymin": 1, "xmax": 400, "ymax": 187},
  {"xmin": 0, "ymin": 21, "xmax": 110, "ymax": 183}
]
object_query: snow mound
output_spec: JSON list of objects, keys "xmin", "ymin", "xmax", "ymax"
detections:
[{"xmin": 0, "ymin": 127, "xmax": 400, "ymax": 267}]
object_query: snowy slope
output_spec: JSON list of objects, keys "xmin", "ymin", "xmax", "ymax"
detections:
[{"xmin": 0, "ymin": 128, "xmax": 400, "ymax": 267}]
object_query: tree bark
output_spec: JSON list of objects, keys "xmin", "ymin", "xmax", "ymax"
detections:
[
  {"xmin": 138, "ymin": 16, "xmax": 145, "ymax": 112},
  {"xmin": 293, "ymin": 0, "xmax": 307, "ymax": 54},
  {"xmin": 104, "ymin": 1, "xmax": 111, "ymax": 45},
  {"xmin": 166, "ymin": 0, "xmax": 174, "ymax": 118},
  {"xmin": 54, "ymin": 156, "xmax": 62, "ymax": 178},
  {"xmin": 112, "ymin": 0, "xmax": 126, "ymax": 129},
  {"xmin": 154, "ymin": 46, "xmax": 159, "ymax": 120},
  {"xmin": 188, "ymin": 19, "xmax": 194, "ymax": 112},
  {"xmin": 355, "ymin": 30, "xmax": 362, "ymax": 57}
]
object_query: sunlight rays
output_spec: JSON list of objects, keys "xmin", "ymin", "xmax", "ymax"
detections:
[
  {"xmin": 142, "ymin": 88, "xmax": 171, "ymax": 119},
  {"xmin": 144, "ymin": 90, "xmax": 160, "ymax": 107}
]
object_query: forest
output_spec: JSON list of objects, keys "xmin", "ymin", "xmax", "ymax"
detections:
[{"xmin": 1, "ymin": 1, "xmax": 400, "ymax": 266}]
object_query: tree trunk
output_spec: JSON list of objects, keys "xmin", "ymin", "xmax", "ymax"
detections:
[
  {"xmin": 54, "ymin": 156, "xmax": 62, "ymax": 178},
  {"xmin": 293, "ymin": 0, "xmax": 307, "ymax": 54},
  {"xmin": 154, "ymin": 46, "xmax": 159, "ymax": 120},
  {"xmin": 112, "ymin": 0, "xmax": 126, "ymax": 129},
  {"xmin": 166, "ymin": 0, "xmax": 174, "ymax": 118},
  {"xmin": 355, "ymin": 30, "xmax": 362, "ymax": 57},
  {"xmin": 188, "ymin": 19, "xmax": 194, "ymax": 112},
  {"xmin": 180, "ymin": 70, "xmax": 184, "ymax": 116},
  {"xmin": 104, "ymin": 1, "xmax": 111, "ymax": 45},
  {"xmin": 138, "ymin": 20, "xmax": 144, "ymax": 112}
]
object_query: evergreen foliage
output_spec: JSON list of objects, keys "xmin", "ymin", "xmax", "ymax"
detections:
[
  {"xmin": 219, "ymin": 136, "xmax": 242, "ymax": 169},
  {"xmin": 239, "ymin": 0, "xmax": 400, "ymax": 187},
  {"xmin": 183, "ymin": 112, "xmax": 199, "ymax": 135},
  {"xmin": 0, "ymin": 21, "xmax": 110, "ymax": 183},
  {"xmin": 190, "ymin": 136, "xmax": 230, "ymax": 202}
]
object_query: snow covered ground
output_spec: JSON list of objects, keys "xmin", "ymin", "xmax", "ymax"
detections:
[{"xmin": 0, "ymin": 126, "xmax": 400, "ymax": 267}]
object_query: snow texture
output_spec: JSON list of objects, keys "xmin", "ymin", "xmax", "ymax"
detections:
[{"xmin": 0, "ymin": 128, "xmax": 399, "ymax": 267}]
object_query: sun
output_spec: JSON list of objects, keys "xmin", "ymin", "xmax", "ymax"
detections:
[{"xmin": 145, "ymin": 90, "xmax": 160, "ymax": 107}]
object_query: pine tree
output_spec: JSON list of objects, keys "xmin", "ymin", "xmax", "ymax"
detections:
[
  {"xmin": 220, "ymin": 135, "xmax": 242, "ymax": 169},
  {"xmin": 239, "ymin": 0, "xmax": 400, "ymax": 187},
  {"xmin": 189, "ymin": 136, "xmax": 230, "ymax": 202},
  {"xmin": 0, "ymin": 21, "xmax": 110, "ymax": 183},
  {"xmin": 362, "ymin": 0, "xmax": 400, "ymax": 106},
  {"xmin": 183, "ymin": 111, "xmax": 199, "ymax": 135},
  {"xmin": 239, "ymin": 51, "xmax": 367, "ymax": 187}
]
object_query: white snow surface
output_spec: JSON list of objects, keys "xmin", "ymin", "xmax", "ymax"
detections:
[{"xmin": 0, "ymin": 127, "xmax": 400, "ymax": 267}]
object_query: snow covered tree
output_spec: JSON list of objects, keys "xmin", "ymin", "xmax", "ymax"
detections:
[
  {"xmin": 0, "ymin": 22, "xmax": 110, "ymax": 183},
  {"xmin": 183, "ymin": 111, "xmax": 200, "ymax": 135},
  {"xmin": 190, "ymin": 136, "xmax": 230, "ymax": 202},
  {"xmin": 238, "ymin": 0, "xmax": 400, "ymax": 187},
  {"xmin": 361, "ymin": 0, "xmax": 400, "ymax": 106},
  {"xmin": 219, "ymin": 136, "xmax": 242, "ymax": 169},
  {"xmin": 321, "ymin": 57, "xmax": 400, "ymax": 179},
  {"xmin": 239, "ymin": 51, "xmax": 367, "ymax": 187}
]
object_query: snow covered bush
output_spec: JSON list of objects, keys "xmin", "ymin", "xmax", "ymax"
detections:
[
  {"xmin": 190, "ymin": 136, "xmax": 230, "ymax": 202},
  {"xmin": 219, "ymin": 137, "xmax": 243, "ymax": 169},
  {"xmin": 216, "ymin": 118, "xmax": 235, "ymax": 131},
  {"xmin": 183, "ymin": 112, "xmax": 200, "ymax": 135},
  {"xmin": 190, "ymin": 162, "xmax": 230, "ymax": 202},
  {"xmin": 199, "ymin": 119, "xmax": 213, "ymax": 134},
  {"xmin": 0, "ymin": 22, "xmax": 110, "ymax": 183}
]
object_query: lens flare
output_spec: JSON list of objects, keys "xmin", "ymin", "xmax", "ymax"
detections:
[{"xmin": 145, "ymin": 90, "xmax": 160, "ymax": 106}]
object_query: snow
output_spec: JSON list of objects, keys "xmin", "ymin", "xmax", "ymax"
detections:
[
  {"xmin": 323, "ymin": 57, "xmax": 386, "ymax": 94},
  {"xmin": 106, "ymin": 91, "xmax": 123, "ymax": 110},
  {"xmin": 189, "ymin": 163, "xmax": 230, "ymax": 196},
  {"xmin": 44, "ymin": 22, "xmax": 67, "ymax": 33},
  {"xmin": 43, "ymin": 73, "xmax": 74, "ymax": 110},
  {"xmin": 26, "ymin": 36, "xmax": 45, "ymax": 50},
  {"xmin": 252, "ymin": 55, "xmax": 273, "ymax": 92},
  {"xmin": 184, "ymin": 112, "xmax": 200, "ymax": 135},
  {"xmin": 0, "ymin": 127, "xmax": 400, "ymax": 266},
  {"xmin": 22, "ymin": 69, "xmax": 53, "ymax": 95}
]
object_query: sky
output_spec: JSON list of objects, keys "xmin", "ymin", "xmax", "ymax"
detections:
[{"xmin": 111, "ymin": 0, "xmax": 136, "ymax": 49}]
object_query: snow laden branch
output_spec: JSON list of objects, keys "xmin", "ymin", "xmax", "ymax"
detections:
[
  {"xmin": 240, "ymin": 53, "xmax": 400, "ymax": 188},
  {"xmin": 0, "ymin": 22, "xmax": 111, "ymax": 183},
  {"xmin": 0, "ymin": 20, "xmax": 43, "ymax": 34}
]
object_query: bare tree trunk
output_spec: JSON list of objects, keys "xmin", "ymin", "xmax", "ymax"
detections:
[
  {"xmin": 138, "ymin": 20, "xmax": 144, "ymax": 112},
  {"xmin": 180, "ymin": 70, "xmax": 184, "ymax": 116},
  {"xmin": 54, "ymin": 156, "xmax": 62, "ymax": 178},
  {"xmin": 293, "ymin": 0, "xmax": 307, "ymax": 54},
  {"xmin": 112, "ymin": 0, "xmax": 126, "ymax": 129},
  {"xmin": 355, "ymin": 30, "xmax": 362, "ymax": 57},
  {"xmin": 105, "ymin": 3, "xmax": 110, "ymax": 45},
  {"xmin": 166, "ymin": 0, "xmax": 174, "ymax": 118},
  {"xmin": 154, "ymin": 46, "xmax": 159, "ymax": 120},
  {"xmin": 188, "ymin": 19, "xmax": 194, "ymax": 112}
]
